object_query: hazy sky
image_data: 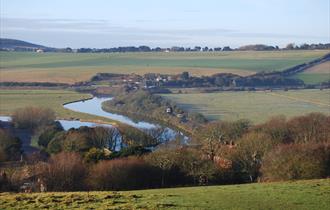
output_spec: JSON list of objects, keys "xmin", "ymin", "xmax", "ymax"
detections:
[{"xmin": 1, "ymin": 0, "xmax": 329, "ymax": 48}]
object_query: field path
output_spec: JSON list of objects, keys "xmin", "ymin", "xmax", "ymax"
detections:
[{"xmin": 267, "ymin": 92, "xmax": 330, "ymax": 107}]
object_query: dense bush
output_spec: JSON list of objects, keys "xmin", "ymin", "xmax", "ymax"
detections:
[
  {"xmin": 47, "ymin": 126, "xmax": 119, "ymax": 154},
  {"xmin": 146, "ymin": 147, "xmax": 217, "ymax": 186},
  {"xmin": 197, "ymin": 113, "xmax": 330, "ymax": 183},
  {"xmin": 84, "ymin": 147, "xmax": 108, "ymax": 163},
  {"xmin": 88, "ymin": 157, "xmax": 161, "ymax": 190},
  {"xmin": 230, "ymin": 132, "xmax": 275, "ymax": 182},
  {"xmin": 254, "ymin": 116, "xmax": 291, "ymax": 144},
  {"xmin": 0, "ymin": 129, "xmax": 22, "ymax": 162},
  {"xmin": 41, "ymin": 152, "xmax": 88, "ymax": 191},
  {"xmin": 261, "ymin": 143, "xmax": 330, "ymax": 181},
  {"xmin": 197, "ymin": 120, "xmax": 251, "ymax": 160},
  {"xmin": 255, "ymin": 113, "xmax": 330, "ymax": 144},
  {"xmin": 287, "ymin": 113, "xmax": 330, "ymax": 144},
  {"xmin": 37, "ymin": 121, "xmax": 63, "ymax": 148},
  {"xmin": 118, "ymin": 125, "xmax": 158, "ymax": 147},
  {"xmin": 12, "ymin": 107, "xmax": 55, "ymax": 130},
  {"xmin": 113, "ymin": 146, "xmax": 151, "ymax": 158}
]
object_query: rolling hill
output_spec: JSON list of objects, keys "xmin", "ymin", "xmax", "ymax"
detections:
[
  {"xmin": 0, "ymin": 179, "xmax": 329, "ymax": 209},
  {"xmin": 0, "ymin": 38, "xmax": 52, "ymax": 51}
]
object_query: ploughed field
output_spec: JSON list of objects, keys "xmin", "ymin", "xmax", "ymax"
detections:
[
  {"xmin": 0, "ymin": 179, "xmax": 329, "ymax": 210},
  {"xmin": 0, "ymin": 50, "xmax": 328, "ymax": 84},
  {"xmin": 0, "ymin": 89, "xmax": 115, "ymax": 124},
  {"xmin": 161, "ymin": 89, "xmax": 330, "ymax": 123}
]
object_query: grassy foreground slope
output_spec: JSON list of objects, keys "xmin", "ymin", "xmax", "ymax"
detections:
[
  {"xmin": 161, "ymin": 89, "xmax": 330, "ymax": 123},
  {"xmin": 1, "ymin": 50, "xmax": 328, "ymax": 83},
  {"xmin": 0, "ymin": 179, "xmax": 329, "ymax": 210},
  {"xmin": 0, "ymin": 89, "xmax": 116, "ymax": 124}
]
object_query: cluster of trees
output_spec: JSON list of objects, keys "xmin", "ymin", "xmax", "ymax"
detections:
[
  {"xmin": 1, "ymin": 106, "xmax": 329, "ymax": 192},
  {"xmin": 238, "ymin": 44, "xmax": 279, "ymax": 51},
  {"xmin": 195, "ymin": 113, "xmax": 330, "ymax": 182},
  {"xmin": 159, "ymin": 72, "xmax": 304, "ymax": 88},
  {"xmin": 238, "ymin": 43, "xmax": 330, "ymax": 51},
  {"xmin": 0, "ymin": 107, "xmax": 56, "ymax": 162},
  {"xmin": 2, "ymin": 107, "xmax": 169, "ymax": 163},
  {"xmin": 2, "ymin": 39, "xmax": 329, "ymax": 53},
  {"xmin": 285, "ymin": 43, "xmax": 330, "ymax": 50},
  {"xmin": 75, "ymin": 46, "xmax": 232, "ymax": 53},
  {"xmin": 11, "ymin": 107, "xmax": 56, "ymax": 130},
  {"xmin": 70, "ymin": 43, "xmax": 330, "ymax": 53},
  {"xmin": 77, "ymin": 46, "xmax": 153, "ymax": 53}
]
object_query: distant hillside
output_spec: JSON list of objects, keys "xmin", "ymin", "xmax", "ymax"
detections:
[{"xmin": 0, "ymin": 38, "xmax": 55, "ymax": 51}]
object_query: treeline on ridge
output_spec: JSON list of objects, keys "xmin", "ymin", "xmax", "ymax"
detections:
[{"xmin": 1, "ymin": 38, "xmax": 329, "ymax": 53}]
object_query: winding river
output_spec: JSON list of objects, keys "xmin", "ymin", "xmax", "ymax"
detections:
[
  {"xmin": 63, "ymin": 97, "xmax": 185, "ymax": 142},
  {"xmin": 64, "ymin": 97, "xmax": 156, "ymax": 129},
  {"xmin": 1, "ymin": 97, "xmax": 187, "ymax": 143}
]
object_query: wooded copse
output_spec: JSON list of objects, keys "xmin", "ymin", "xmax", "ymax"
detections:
[{"xmin": 1, "ymin": 106, "xmax": 329, "ymax": 192}]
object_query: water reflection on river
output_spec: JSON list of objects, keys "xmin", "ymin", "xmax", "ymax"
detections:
[
  {"xmin": 64, "ymin": 97, "xmax": 187, "ymax": 142},
  {"xmin": 64, "ymin": 97, "xmax": 156, "ymax": 129},
  {"xmin": 0, "ymin": 97, "xmax": 188, "ymax": 146}
]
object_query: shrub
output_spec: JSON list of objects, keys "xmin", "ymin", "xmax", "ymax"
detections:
[
  {"xmin": 230, "ymin": 132, "xmax": 275, "ymax": 182},
  {"xmin": 119, "ymin": 125, "xmax": 157, "ymax": 147},
  {"xmin": 287, "ymin": 113, "xmax": 330, "ymax": 144},
  {"xmin": 47, "ymin": 126, "xmax": 118, "ymax": 154},
  {"xmin": 38, "ymin": 121, "xmax": 63, "ymax": 148},
  {"xmin": 105, "ymin": 146, "xmax": 151, "ymax": 160},
  {"xmin": 255, "ymin": 116, "xmax": 291, "ymax": 144},
  {"xmin": 46, "ymin": 132, "xmax": 66, "ymax": 154},
  {"xmin": 146, "ymin": 147, "xmax": 216, "ymax": 186},
  {"xmin": 145, "ymin": 147, "xmax": 188, "ymax": 186},
  {"xmin": 197, "ymin": 120, "xmax": 251, "ymax": 160},
  {"xmin": 90, "ymin": 127, "xmax": 120, "ymax": 151},
  {"xmin": 84, "ymin": 147, "xmax": 107, "ymax": 163},
  {"xmin": 261, "ymin": 143, "xmax": 330, "ymax": 181},
  {"xmin": 12, "ymin": 107, "xmax": 55, "ymax": 130},
  {"xmin": 0, "ymin": 129, "xmax": 21, "ymax": 161},
  {"xmin": 88, "ymin": 157, "xmax": 161, "ymax": 190},
  {"xmin": 175, "ymin": 148, "xmax": 216, "ymax": 185},
  {"xmin": 41, "ymin": 152, "xmax": 87, "ymax": 191}
]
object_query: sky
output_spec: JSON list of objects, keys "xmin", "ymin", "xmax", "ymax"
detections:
[{"xmin": 0, "ymin": 0, "xmax": 329, "ymax": 48}]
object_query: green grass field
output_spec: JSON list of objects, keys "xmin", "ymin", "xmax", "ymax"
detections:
[
  {"xmin": 1, "ymin": 50, "xmax": 328, "ymax": 84},
  {"xmin": 293, "ymin": 61, "xmax": 330, "ymax": 84},
  {"xmin": 161, "ymin": 89, "xmax": 330, "ymax": 123},
  {"xmin": 0, "ymin": 89, "xmax": 116, "ymax": 124},
  {"xmin": 0, "ymin": 179, "xmax": 329, "ymax": 210}
]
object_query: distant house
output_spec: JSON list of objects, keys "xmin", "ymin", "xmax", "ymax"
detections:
[
  {"xmin": 166, "ymin": 107, "xmax": 173, "ymax": 114},
  {"xmin": 36, "ymin": 49, "xmax": 44, "ymax": 53}
]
